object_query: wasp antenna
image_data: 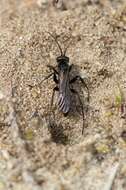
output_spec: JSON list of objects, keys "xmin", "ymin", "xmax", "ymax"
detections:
[
  {"xmin": 63, "ymin": 36, "xmax": 72, "ymax": 56},
  {"xmin": 47, "ymin": 32, "xmax": 63, "ymax": 56}
]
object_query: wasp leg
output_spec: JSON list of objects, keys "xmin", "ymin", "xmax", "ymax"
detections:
[
  {"xmin": 40, "ymin": 72, "xmax": 54, "ymax": 84},
  {"xmin": 69, "ymin": 64, "xmax": 73, "ymax": 72},
  {"xmin": 51, "ymin": 86, "xmax": 59, "ymax": 107},
  {"xmin": 41, "ymin": 66, "xmax": 59, "ymax": 84},
  {"xmin": 28, "ymin": 72, "xmax": 54, "ymax": 88},
  {"xmin": 49, "ymin": 86, "xmax": 59, "ymax": 123},
  {"xmin": 70, "ymin": 88, "xmax": 85, "ymax": 135},
  {"xmin": 53, "ymin": 72, "xmax": 59, "ymax": 84},
  {"xmin": 70, "ymin": 75, "xmax": 89, "ymax": 102},
  {"xmin": 46, "ymin": 65, "xmax": 59, "ymax": 84},
  {"xmin": 47, "ymin": 65, "xmax": 58, "ymax": 74}
]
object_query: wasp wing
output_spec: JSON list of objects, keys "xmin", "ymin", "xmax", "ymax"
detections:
[{"xmin": 58, "ymin": 69, "xmax": 71, "ymax": 114}]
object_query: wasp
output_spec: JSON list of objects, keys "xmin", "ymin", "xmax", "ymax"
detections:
[{"xmin": 43, "ymin": 32, "xmax": 89, "ymax": 134}]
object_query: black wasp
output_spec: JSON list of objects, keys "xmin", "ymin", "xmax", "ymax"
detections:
[{"xmin": 43, "ymin": 32, "xmax": 89, "ymax": 134}]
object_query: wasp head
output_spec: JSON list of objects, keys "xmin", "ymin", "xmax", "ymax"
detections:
[
  {"xmin": 56, "ymin": 55, "xmax": 69, "ymax": 63},
  {"xmin": 57, "ymin": 55, "xmax": 69, "ymax": 71}
]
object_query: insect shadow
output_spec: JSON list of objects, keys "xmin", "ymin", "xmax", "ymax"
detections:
[
  {"xmin": 42, "ymin": 32, "xmax": 89, "ymax": 134},
  {"xmin": 48, "ymin": 120, "xmax": 69, "ymax": 145}
]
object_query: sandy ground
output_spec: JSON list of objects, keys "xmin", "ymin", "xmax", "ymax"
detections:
[{"xmin": 0, "ymin": 0, "xmax": 126, "ymax": 189}]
